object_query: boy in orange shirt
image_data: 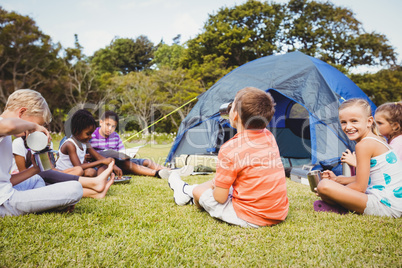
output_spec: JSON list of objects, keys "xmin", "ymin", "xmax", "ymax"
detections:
[{"xmin": 168, "ymin": 87, "xmax": 289, "ymax": 227}]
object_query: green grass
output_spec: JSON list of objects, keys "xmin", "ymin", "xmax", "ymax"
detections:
[{"xmin": 1, "ymin": 144, "xmax": 401, "ymax": 267}]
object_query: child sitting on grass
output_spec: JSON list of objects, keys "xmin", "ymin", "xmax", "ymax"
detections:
[
  {"xmin": 316, "ymin": 99, "xmax": 402, "ymax": 217},
  {"xmin": 0, "ymin": 89, "xmax": 83, "ymax": 216},
  {"xmin": 373, "ymin": 101, "xmax": 402, "ymax": 160},
  {"xmin": 168, "ymin": 87, "xmax": 289, "ymax": 227},
  {"xmin": 89, "ymin": 111, "xmax": 175, "ymax": 179},
  {"xmin": 341, "ymin": 101, "xmax": 402, "ymax": 168},
  {"xmin": 11, "ymin": 136, "xmax": 82, "ymax": 176},
  {"xmin": 11, "ymin": 129, "xmax": 116, "ymax": 199},
  {"xmin": 56, "ymin": 109, "xmax": 123, "ymax": 178}
]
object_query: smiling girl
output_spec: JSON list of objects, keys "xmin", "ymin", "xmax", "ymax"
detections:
[{"xmin": 315, "ymin": 99, "xmax": 402, "ymax": 218}]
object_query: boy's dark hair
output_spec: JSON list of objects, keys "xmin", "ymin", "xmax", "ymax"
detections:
[
  {"xmin": 101, "ymin": 111, "xmax": 119, "ymax": 123},
  {"xmin": 71, "ymin": 109, "xmax": 97, "ymax": 136},
  {"xmin": 234, "ymin": 87, "xmax": 276, "ymax": 129}
]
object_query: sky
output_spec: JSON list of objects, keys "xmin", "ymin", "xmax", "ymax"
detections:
[{"xmin": 1, "ymin": 0, "xmax": 402, "ymax": 68}]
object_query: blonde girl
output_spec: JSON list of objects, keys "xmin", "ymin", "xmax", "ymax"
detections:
[
  {"xmin": 315, "ymin": 99, "xmax": 402, "ymax": 218},
  {"xmin": 341, "ymin": 101, "xmax": 402, "ymax": 166}
]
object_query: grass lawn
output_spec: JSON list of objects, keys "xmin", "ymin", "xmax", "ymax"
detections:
[{"xmin": 1, "ymin": 144, "xmax": 401, "ymax": 267}]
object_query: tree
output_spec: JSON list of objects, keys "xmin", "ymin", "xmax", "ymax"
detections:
[
  {"xmin": 91, "ymin": 36, "xmax": 155, "ymax": 74},
  {"xmin": 62, "ymin": 35, "xmax": 102, "ymax": 110},
  {"xmin": 152, "ymin": 67, "xmax": 203, "ymax": 130},
  {"xmin": 153, "ymin": 40, "xmax": 232, "ymax": 89},
  {"xmin": 182, "ymin": 0, "xmax": 397, "ymax": 72},
  {"xmin": 183, "ymin": 0, "xmax": 285, "ymax": 69},
  {"xmin": 186, "ymin": 55, "xmax": 234, "ymax": 90},
  {"xmin": 153, "ymin": 43, "xmax": 185, "ymax": 70},
  {"xmin": 351, "ymin": 66, "xmax": 402, "ymax": 106},
  {"xmin": 110, "ymin": 72, "xmax": 159, "ymax": 134},
  {"xmin": 0, "ymin": 7, "xmax": 62, "ymax": 107},
  {"xmin": 285, "ymin": 0, "xmax": 397, "ymax": 67}
]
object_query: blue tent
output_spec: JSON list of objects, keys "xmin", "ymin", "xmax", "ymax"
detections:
[{"xmin": 166, "ymin": 52, "xmax": 376, "ymax": 167}]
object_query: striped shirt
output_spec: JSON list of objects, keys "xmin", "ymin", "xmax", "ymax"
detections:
[
  {"xmin": 214, "ymin": 128, "xmax": 289, "ymax": 226},
  {"xmin": 90, "ymin": 127, "xmax": 124, "ymax": 152}
]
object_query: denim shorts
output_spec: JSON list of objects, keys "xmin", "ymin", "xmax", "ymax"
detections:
[{"xmin": 130, "ymin": 158, "xmax": 146, "ymax": 166}]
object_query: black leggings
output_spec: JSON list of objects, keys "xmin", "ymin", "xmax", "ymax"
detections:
[{"xmin": 39, "ymin": 170, "xmax": 79, "ymax": 184}]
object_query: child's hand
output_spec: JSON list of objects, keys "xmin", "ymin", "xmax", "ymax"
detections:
[
  {"xmin": 113, "ymin": 165, "xmax": 123, "ymax": 178},
  {"xmin": 322, "ymin": 170, "xmax": 337, "ymax": 181},
  {"xmin": 341, "ymin": 149, "xmax": 356, "ymax": 167},
  {"xmin": 102, "ymin": 157, "xmax": 114, "ymax": 165},
  {"xmin": 33, "ymin": 124, "xmax": 51, "ymax": 143},
  {"xmin": 84, "ymin": 153, "xmax": 94, "ymax": 163},
  {"xmin": 29, "ymin": 152, "xmax": 40, "ymax": 173}
]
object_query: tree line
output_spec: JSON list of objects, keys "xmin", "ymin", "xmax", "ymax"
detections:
[{"xmin": 0, "ymin": 0, "xmax": 401, "ymax": 134}]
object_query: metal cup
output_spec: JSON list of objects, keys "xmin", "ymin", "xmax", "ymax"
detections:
[
  {"xmin": 33, "ymin": 148, "xmax": 58, "ymax": 172},
  {"xmin": 219, "ymin": 102, "xmax": 232, "ymax": 119},
  {"xmin": 342, "ymin": 162, "xmax": 352, "ymax": 176},
  {"xmin": 26, "ymin": 131, "xmax": 48, "ymax": 151},
  {"xmin": 307, "ymin": 170, "xmax": 322, "ymax": 192}
]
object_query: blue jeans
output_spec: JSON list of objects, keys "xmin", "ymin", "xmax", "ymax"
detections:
[
  {"xmin": 13, "ymin": 175, "xmax": 46, "ymax": 191},
  {"xmin": 0, "ymin": 180, "xmax": 83, "ymax": 217}
]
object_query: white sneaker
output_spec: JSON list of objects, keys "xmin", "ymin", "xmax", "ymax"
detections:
[
  {"xmin": 176, "ymin": 165, "xmax": 194, "ymax": 177},
  {"xmin": 157, "ymin": 168, "xmax": 170, "ymax": 179},
  {"xmin": 168, "ymin": 172, "xmax": 192, "ymax": 206}
]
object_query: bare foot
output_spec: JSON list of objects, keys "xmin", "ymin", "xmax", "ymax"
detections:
[
  {"xmin": 93, "ymin": 173, "xmax": 115, "ymax": 199},
  {"xmin": 81, "ymin": 160, "xmax": 115, "ymax": 192},
  {"xmin": 97, "ymin": 160, "xmax": 115, "ymax": 183}
]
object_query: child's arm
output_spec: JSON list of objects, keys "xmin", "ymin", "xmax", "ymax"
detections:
[
  {"xmin": 60, "ymin": 141, "xmax": 113, "ymax": 169},
  {"xmin": 87, "ymin": 147, "xmax": 123, "ymax": 177},
  {"xmin": 14, "ymin": 154, "xmax": 28, "ymax": 172},
  {"xmin": 322, "ymin": 170, "xmax": 356, "ymax": 185},
  {"xmin": 10, "ymin": 165, "xmax": 40, "ymax": 186},
  {"xmin": 344, "ymin": 141, "xmax": 372, "ymax": 192},
  {"xmin": 212, "ymin": 179, "xmax": 231, "ymax": 204},
  {"xmin": 81, "ymin": 158, "xmax": 114, "ymax": 169},
  {"xmin": 0, "ymin": 118, "xmax": 49, "ymax": 139},
  {"xmin": 12, "ymin": 138, "xmax": 31, "ymax": 172}
]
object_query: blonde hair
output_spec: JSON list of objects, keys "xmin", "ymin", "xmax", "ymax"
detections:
[
  {"xmin": 339, "ymin": 98, "xmax": 380, "ymax": 136},
  {"xmin": 5, "ymin": 89, "xmax": 52, "ymax": 124},
  {"xmin": 375, "ymin": 101, "xmax": 402, "ymax": 141}
]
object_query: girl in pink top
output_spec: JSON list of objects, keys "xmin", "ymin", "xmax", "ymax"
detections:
[{"xmin": 374, "ymin": 101, "xmax": 402, "ymax": 161}]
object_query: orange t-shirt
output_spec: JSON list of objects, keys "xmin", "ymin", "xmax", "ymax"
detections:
[{"xmin": 214, "ymin": 129, "xmax": 289, "ymax": 226}]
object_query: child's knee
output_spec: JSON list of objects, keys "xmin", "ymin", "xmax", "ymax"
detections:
[
  {"xmin": 84, "ymin": 168, "xmax": 97, "ymax": 177},
  {"xmin": 66, "ymin": 181, "xmax": 83, "ymax": 202},
  {"xmin": 74, "ymin": 166, "xmax": 84, "ymax": 176},
  {"xmin": 317, "ymin": 179, "xmax": 331, "ymax": 194},
  {"xmin": 192, "ymin": 185, "xmax": 204, "ymax": 201}
]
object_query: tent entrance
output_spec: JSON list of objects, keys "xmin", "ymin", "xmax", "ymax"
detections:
[{"xmin": 267, "ymin": 91, "xmax": 312, "ymax": 167}]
